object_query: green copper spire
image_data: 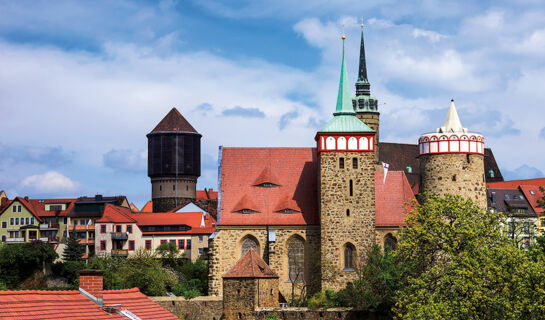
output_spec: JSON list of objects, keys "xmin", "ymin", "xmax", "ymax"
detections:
[
  {"xmin": 357, "ymin": 19, "xmax": 368, "ymax": 83},
  {"xmin": 334, "ymin": 32, "xmax": 355, "ymax": 116},
  {"xmin": 319, "ymin": 30, "xmax": 373, "ymax": 133}
]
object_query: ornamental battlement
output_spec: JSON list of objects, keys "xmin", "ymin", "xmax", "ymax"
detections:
[{"xmin": 418, "ymin": 132, "xmax": 484, "ymax": 155}]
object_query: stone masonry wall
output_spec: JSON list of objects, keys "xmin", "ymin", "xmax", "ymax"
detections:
[
  {"xmin": 208, "ymin": 226, "xmax": 320, "ymax": 299},
  {"xmin": 319, "ymin": 151, "xmax": 376, "ymax": 291},
  {"xmin": 419, "ymin": 153, "xmax": 486, "ymax": 209},
  {"xmin": 257, "ymin": 278, "xmax": 279, "ymax": 308},
  {"xmin": 151, "ymin": 296, "xmax": 222, "ymax": 320},
  {"xmin": 223, "ymin": 278, "xmax": 257, "ymax": 320},
  {"xmin": 152, "ymin": 176, "xmax": 197, "ymax": 212}
]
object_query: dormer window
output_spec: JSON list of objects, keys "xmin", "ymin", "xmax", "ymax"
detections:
[
  {"xmin": 275, "ymin": 208, "xmax": 299, "ymax": 214},
  {"xmin": 255, "ymin": 182, "xmax": 279, "ymax": 188},
  {"xmin": 530, "ymin": 190, "xmax": 535, "ymax": 195},
  {"xmin": 489, "ymin": 169, "xmax": 495, "ymax": 178},
  {"xmin": 235, "ymin": 209, "xmax": 259, "ymax": 214}
]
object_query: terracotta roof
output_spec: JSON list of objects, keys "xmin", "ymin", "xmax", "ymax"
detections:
[
  {"xmin": 378, "ymin": 142, "xmax": 504, "ymax": 191},
  {"xmin": 150, "ymin": 108, "xmax": 198, "ymax": 133},
  {"xmin": 487, "ymin": 188, "xmax": 536, "ymax": 217},
  {"xmin": 140, "ymin": 201, "xmax": 153, "ymax": 213},
  {"xmin": 223, "ymin": 249, "xmax": 279, "ymax": 278},
  {"xmin": 0, "ymin": 197, "xmax": 45, "ymax": 222},
  {"xmin": 129, "ymin": 203, "xmax": 139, "ymax": 212},
  {"xmin": 487, "ymin": 178, "xmax": 545, "ymax": 189},
  {"xmin": 0, "ymin": 288, "xmax": 178, "ymax": 319},
  {"xmin": 103, "ymin": 288, "xmax": 178, "ymax": 320},
  {"xmin": 0, "ymin": 290, "xmax": 113, "ymax": 319},
  {"xmin": 97, "ymin": 204, "xmax": 137, "ymax": 223},
  {"xmin": 520, "ymin": 185, "xmax": 545, "ymax": 215},
  {"xmin": 219, "ymin": 147, "xmax": 318, "ymax": 226},
  {"xmin": 196, "ymin": 188, "xmax": 218, "ymax": 201},
  {"xmin": 375, "ymin": 171, "xmax": 416, "ymax": 227},
  {"xmin": 132, "ymin": 211, "xmax": 216, "ymax": 235},
  {"xmin": 25, "ymin": 198, "xmax": 76, "ymax": 218}
]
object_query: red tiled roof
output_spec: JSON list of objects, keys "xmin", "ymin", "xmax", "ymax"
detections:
[
  {"xmin": 103, "ymin": 288, "xmax": 178, "ymax": 320},
  {"xmin": 375, "ymin": 171, "xmax": 416, "ymax": 227},
  {"xmin": 150, "ymin": 108, "xmax": 198, "ymax": 133},
  {"xmin": 129, "ymin": 203, "xmax": 139, "ymax": 212},
  {"xmin": 0, "ymin": 290, "xmax": 113, "ymax": 319},
  {"xmin": 219, "ymin": 147, "xmax": 318, "ymax": 226},
  {"xmin": 196, "ymin": 188, "xmax": 218, "ymax": 201},
  {"xmin": 97, "ymin": 204, "xmax": 137, "ymax": 223},
  {"xmin": 223, "ymin": 249, "xmax": 278, "ymax": 278},
  {"xmin": 520, "ymin": 185, "xmax": 544, "ymax": 215},
  {"xmin": 26, "ymin": 198, "xmax": 76, "ymax": 218},
  {"xmin": 1, "ymin": 197, "xmax": 45, "ymax": 222},
  {"xmin": 487, "ymin": 178, "xmax": 545, "ymax": 189},
  {"xmin": 140, "ymin": 201, "xmax": 153, "ymax": 213},
  {"xmin": 132, "ymin": 211, "xmax": 216, "ymax": 235}
]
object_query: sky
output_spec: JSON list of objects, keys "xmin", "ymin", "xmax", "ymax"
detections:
[{"xmin": 1, "ymin": 0, "xmax": 544, "ymax": 208}]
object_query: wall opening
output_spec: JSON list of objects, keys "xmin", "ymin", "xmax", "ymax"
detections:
[
  {"xmin": 352, "ymin": 158, "xmax": 358, "ymax": 169},
  {"xmin": 339, "ymin": 158, "xmax": 344, "ymax": 169},
  {"xmin": 346, "ymin": 209, "xmax": 350, "ymax": 217},
  {"xmin": 349, "ymin": 180, "xmax": 353, "ymax": 196}
]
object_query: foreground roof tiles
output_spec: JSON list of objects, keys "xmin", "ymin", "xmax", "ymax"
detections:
[
  {"xmin": 223, "ymin": 249, "xmax": 278, "ymax": 278},
  {"xmin": 487, "ymin": 178, "xmax": 545, "ymax": 189},
  {"xmin": 103, "ymin": 288, "xmax": 178, "ymax": 320},
  {"xmin": 375, "ymin": 171, "xmax": 416, "ymax": 227}
]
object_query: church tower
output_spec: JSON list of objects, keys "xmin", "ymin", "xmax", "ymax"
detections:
[
  {"xmin": 316, "ymin": 32, "xmax": 377, "ymax": 291},
  {"xmin": 352, "ymin": 19, "xmax": 379, "ymax": 158},
  {"xmin": 147, "ymin": 108, "xmax": 201, "ymax": 212},
  {"xmin": 418, "ymin": 100, "xmax": 487, "ymax": 208}
]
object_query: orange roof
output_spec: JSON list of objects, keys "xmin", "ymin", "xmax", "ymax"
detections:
[
  {"xmin": 26, "ymin": 198, "xmax": 76, "ymax": 218},
  {"xmin": 97, "ymin": 204, "xmax": 136, "ymax": 223},
  {"xmin": 140, "ymin": 201, "xmax": 153, "ymax": 213},
  {"xmin": 375, "ymin": 171, "xmax": 416, "ymax": 227},
  {"xmin": 132, "ymin": 211, "xmax": 216, "ymax": 235},
  {"xmin": 219, "ymin": 147, "xmax": 318, "ymax": 226},
  {"xmin": 223, "ymin": 249, "xmax": 278, "ymax": 278},
  {"xmin": 129, "ymin": 203, "xmax": 139, "ymax": 212},
  {"xmin": 0, "ymin": 290, "xmax": 113, "ymax": 319},
  {"xmin": 0, "ymin": 288, "xmax": 177, "ymax": 319},
  {"xmin": 103, "ymin": 288, "xmax": 178, "ymax": 320},
  {"xmin": 150, "ymin": 108, "xmax": 198, "ymax": 133},
  {"xmin": 487, "ymin": 178, "xmax": 545, "ymax": 189},
  {"xmin": 196, "ymin": 188, "xmax": 218, "ymax": 201},
  {"xmin": 520, "ymin": 185, "xmax": 544, "ymax": 215}
]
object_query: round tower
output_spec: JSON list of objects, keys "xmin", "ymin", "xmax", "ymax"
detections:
[
  {"xmin": 418, "ymin": 100, "xmax": 486, "ymax": 208},
  {"xmin": 147, "ymin": 108, "xmax": 201, "ymax": 212}
]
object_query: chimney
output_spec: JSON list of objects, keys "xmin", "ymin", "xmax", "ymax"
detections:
[
  {"xmin": 95, "ymin": 194, "xmax": 103, "ymax": 201},
  {"xmin": 0, "ymin": 197, "xmax": 7, "ymax": 208},
  {"xmin": 24, "ymin": 196, "xmax": 29, "ymax": 201},
  {"xmin": 79, "ymin": 269, "xmax": 104, "ymax": 305}
]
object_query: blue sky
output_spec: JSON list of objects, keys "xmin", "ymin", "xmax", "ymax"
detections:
[{"xmin": 1, "ymin": 0, "xmax": 545, "ymax": 208}]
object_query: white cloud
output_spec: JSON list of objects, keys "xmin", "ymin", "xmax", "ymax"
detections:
[
  {"xmin": 412, "ymin": 28, "xmax": 446, "ymax": 43},
  {"xmin": 19, "ymin": 171, "xmax": 79, "ymax": 193}
]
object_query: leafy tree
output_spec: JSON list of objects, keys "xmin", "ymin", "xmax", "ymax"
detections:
[
  {"xmin": 62, "ymin": 227, "xmax": 84, "ymax": 261},
  {"xmin": 537, "ymin": 186, "xmax": 545, "ymax": 209},
  {"xmin": 394, "ymin": 193, "xmax": 545, "ymax": 320},
  {"xmin": 0, "ymin": 242, "xmax": 57, "ymax": 288}
]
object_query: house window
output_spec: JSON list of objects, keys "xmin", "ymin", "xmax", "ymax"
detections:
[
  {"xmin": 115, "ymin": 225, "xmax": 122, "ymax": 233},
  {"xmin": 145, "ymin": 240, "xmax": 152, "ymax": 250},
  {"xmin": 339, "ymin": 158, "xmax": 344, "ymax": 169},
  {"xmin": 73, "ymin": 220, "xmax": 78, "ymax": 225},
  {"xmin": 199, "ymin": 235, "xmax": 203, "ymax": 243},
  {"xmin": 199, "ymin": 248, "xmax": 204, "ymax": 256},
  {"xmin": 100, "ymin": 225, "xmax": 106, "ymax": 233},
  {"xmin": 100, "ymin": 240, "xmax": 106, "ymax": 251},
  {"xmin": 129, "ymin": 240, "xmax": 135, "ymax": 251},
  {"xmin": 1, "ymin": 236, "xmax": 5, "ymax": 242},
  {"xmin": 18, "ymin": 205, "xmax": 21, "ymax": 212},
  {"xmin": 523, "ymin": 222, "xmax": 530, "ymax": 234},
  {"xmin": 344, "ymin": 243, "xmax": 355, "ymax": 270},
  {"xmin": 178, "ymin": 240, "xmax": 185, "ymax": 249},
  {"xmin": 12, "ymin": 206, "xmax": 16, "ymax": 212},
  {"xmin": 187, "ymin": 240, "xmax": 191, "ymax": 249},
  {"xmin": 540, "ymin": 218, "xmax": 545, "ymax": 227},
  {"xmin": 352, "ymin": 158, "xmax": 358, "ymax": 169},
  {"xmin": 491, "ymin": 192, "xmax": 496, "ymax": 204},
  {"xmin": 288, "ymin": 236, "xmax": 305, "ymax": 282},
  {"xmin": 170, "ymin": 240, "xmax": 176, "ymax": 245},
  {"xmin": 25, "ymin": 218, "xmax": 29, "ymax": 225},
  {"xmin": 31, "ymin": 217, "xmax": 34, "ymax": 225},
  {"xmin": 10, "ymin": 218, "xmax": 13, "ymax": 226},
  {"xmin": 15, "ymin": 218, "xmax": 19, "ymax": 225},
  {"xmin": 349, "ymin": 180, "xmax": 353, "ymax": 196},
  {"xmin": 126, "ymin": 225, "xmax": 132, "ymax": 234},
  {"xmin": 1, "ymin": 222, "xmax": 5, "ymax": 228},
  {"xmin": 63, "ymin": 217, "xmax": 67, "ymax": 224},
  {"xmin": 160, "ymin": 240, "xmax": 167, "ymax": 245}
]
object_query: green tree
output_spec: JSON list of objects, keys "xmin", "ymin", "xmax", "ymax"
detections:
[
  {"xmin": 62, "ymin": 227, "xmax": 84, "ymax": 261},
  {"xmin": 0, "ymin": 242, "xmax": 57, "ymax": 288},
  {"xmin": 394, "ymin": 193, "xmax": 545, "ymax": 320}
]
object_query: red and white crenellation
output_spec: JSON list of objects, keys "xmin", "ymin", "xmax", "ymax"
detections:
[{"xmin": 317, "ymin": 133, "xmax": 375, "ymax": 152}]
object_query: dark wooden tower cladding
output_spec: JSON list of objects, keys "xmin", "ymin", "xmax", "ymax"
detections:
[{"xmin": 147, "ymin": 108, "xmax": 201, "ymax": 212}]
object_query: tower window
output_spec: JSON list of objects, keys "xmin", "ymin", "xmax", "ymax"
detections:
[
  {"xmin": 346, "ymin": 209, "xmax": 350, "ymax": 217},
  {"xmin": 489, "ymin": 169, "xmax": 495, "ymax": 178},
  {"xmin": 406, "ymin": 166, "xmax": 412, "ymax": 173},
  {"xmin": 452, "ymin": 175, "xmax": 456, "ymax": 181},
  {"xmin": 339, "ymin": 158, "xmax": 344, "ymax": 169},
  {"xmin": 344, "ymin": 243, "xmax": 355, "ymax": 270},
  {"xmin": 349, "ymin": 180, "xmax": 353, "ymax": 196},
  {"xmin": 352, "ymin": 158, "xmax": 358, "ymax": 169},
  {"xmin": 159, "ymin": 185, "xmax": 162, "ymax": 191},
  {"xmin": 186, "ymin": 185, "xmax": 188, "ymax": 191},
  {"xmin": 173, "ymin": 185, "xmax": 175, "ymax": 191}
]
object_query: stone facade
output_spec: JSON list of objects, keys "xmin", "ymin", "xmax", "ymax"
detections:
[
  {"xmin": 223, "ymin": 278, "xmax": 279, "ymax": 320},
  {"xmin": 151, "ymin": 296, "xmax": 223, "ymax": 320},
  {"xmin": 208, "ymin": 226, "xmax": 320, "ymax": 298},
  {"xmin": 319, "ymin": 151, "xmax": 376, "ymax": 291},
  {"xmin": 151, "ymin": 176, "xmax": 197, "ymax": 212},
  {"xmin": 356, "ymin": 112, "xmax": 379, "ymax": 159},
  {"xmin": 419, "ymin": 153, "xmax": 487, "ymax": 208}
]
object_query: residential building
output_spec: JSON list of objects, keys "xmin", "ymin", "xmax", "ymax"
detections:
[{"xmin": 487, "ymin": 188, "xmax": 538, "ymax": 248}]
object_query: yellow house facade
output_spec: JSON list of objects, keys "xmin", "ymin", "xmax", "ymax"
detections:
[{"xmin": 0, "ymin": 198, "xmax": 41, "ymax": 243}]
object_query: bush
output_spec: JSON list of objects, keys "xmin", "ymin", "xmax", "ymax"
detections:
[
  {"xmin": 307, "ymin": 290, "xmax": 338, "ymax": 310},
  {"xmin": 0, "ymin": 242, "xmax": 57, "ymax": 288}
]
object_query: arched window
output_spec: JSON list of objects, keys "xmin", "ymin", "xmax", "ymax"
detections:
[
  {"xmin": 241, "ymin": 236, "xmax": 258, "ymax": 257},
  {"xmin": 384, "ymin": 234, "xmax": 397, "ymax": 251},
  {"xmin": 288, "ymin": 236, "xmax": 305, "ymax": 282},
  {"xmin": 344, "ymin": 243, "xmax": 355, "ymax": 270}
]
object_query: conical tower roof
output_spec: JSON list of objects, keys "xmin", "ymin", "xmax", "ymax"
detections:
[
  {"xmin": 223, "ymin": 249, "xmax": 278, "ymax": 278},
  {"xmin": 320, "ymin": 33, "xmax": 373, "ymax": 133},
  {"xmin": 150, "ymin": 108, "xmax": 198, "ymax": 133},
  {"xmin": 438, "ymin": 100, "xmax": 467, "ymax": 134}
]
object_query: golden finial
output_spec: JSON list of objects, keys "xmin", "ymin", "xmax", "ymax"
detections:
[
  {"xmin": 361, "ymin": 17, "xmax": 364, "ymax": 28},
  {"xmin": 342, "ymin": 23, "xmax": 346, "ymax": 40}
]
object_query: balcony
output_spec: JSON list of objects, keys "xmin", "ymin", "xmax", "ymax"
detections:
[
  {"xmin": 6, "ymin": 238, "xmax": 25, "ymax": 243},
  {"xmin": 75, "ymin": 225, "xmax": 95, "ymax": 231},
  {"xmin": 111, "ymin": 232, "xmax": 128, "ymax": 240},
  {"xmin": 39, "ymin": 236, "xmax": 59, "ymax": 243},
  {"xmin": 39, "ymin": 223, "xmax": 59, "ymax": 230},
  {"xmin": 111, "ymin": 249, "xmax": 128, "ymax": 257},
  {"xmin": 77, "ymin": 238, "xmax": 95, "ymax": 245}
]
